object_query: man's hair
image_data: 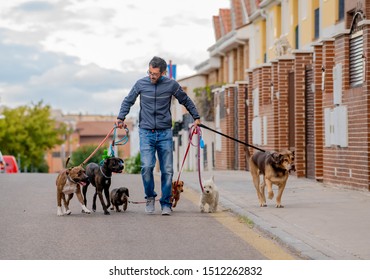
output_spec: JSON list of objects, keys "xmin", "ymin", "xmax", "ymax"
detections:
[{"xmin": 149, "ymin": 56, "xmax": 167, "ymax": 73}]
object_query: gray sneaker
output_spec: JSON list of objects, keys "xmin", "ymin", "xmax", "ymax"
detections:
[
  {"xmin": 161, "ymin": 206, "xmax": 172, "ymax": 216},
  {"xmin": 145, "ymin": 197, "xmax": 155, "ymax": 214}
]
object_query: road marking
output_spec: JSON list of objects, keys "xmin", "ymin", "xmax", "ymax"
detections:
[{"xmin": 182, "ymin": 186, "xmax": 298, "ymax": 260}]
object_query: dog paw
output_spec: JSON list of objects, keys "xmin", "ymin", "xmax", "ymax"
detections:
[
  {"xmin": 65, "ymin": 210, "xmax": 72, "ymax": 215},
  {"xmin": 57, "ymin": 207, "xmax": 64, "ymax": 216},
  {"xmin": 276, "ymin": 205, "xmax": 284, "ymax": 208},
  {"xmin": 268, "ymin": 191, "xmax": 274, "ymax": 200},
  {"xmin": 104, "ymin": 211, "xmax": 110, "ymax": 215}
]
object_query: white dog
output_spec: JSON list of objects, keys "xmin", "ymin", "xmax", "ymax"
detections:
[{"xmin": 200, "ymin": 176, "xmax": 219, "ymax": 213}]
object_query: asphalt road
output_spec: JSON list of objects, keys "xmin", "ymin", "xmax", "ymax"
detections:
[{"xmin": 0, "ymin": 173, "xmax": 299, "ymax": 260}]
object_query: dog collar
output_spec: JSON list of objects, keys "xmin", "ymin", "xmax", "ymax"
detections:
[
  {"xmin": 67, "ymin": 175, "xmax": 77, "ymax": 184},
  {"xmin": 100, "ymin": 166, "xmax": 111, "ymax": 178}
]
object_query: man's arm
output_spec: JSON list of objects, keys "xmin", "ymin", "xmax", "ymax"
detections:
[{"xmin": 116, "ymin": 84, "xmax": 139, "ymax": 128}]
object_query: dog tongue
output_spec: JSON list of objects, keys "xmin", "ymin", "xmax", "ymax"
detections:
[{"xmin": 79, "ymin": 181, "xmax": 87, "ymax": 186}]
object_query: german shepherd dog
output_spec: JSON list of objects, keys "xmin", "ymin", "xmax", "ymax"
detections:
[{"xmin": 247, "ymin": 149, "xmax": 295, "ymax": 208}]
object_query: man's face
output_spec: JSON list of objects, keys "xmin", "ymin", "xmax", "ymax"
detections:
[{"xmin": 148, "ymin": 66, "xmax": 162, "ymax": 84}]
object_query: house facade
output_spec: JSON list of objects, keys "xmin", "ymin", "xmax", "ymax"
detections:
[
  {"xmin": 47, "ymin": 112, "xmax": 133, "ymax": 173},
  {"xmin": 177, "ymin": 0, "xmax": 370, "ymax": 191}
]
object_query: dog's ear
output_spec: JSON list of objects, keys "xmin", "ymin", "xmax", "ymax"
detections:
[
  {"xmin": 66, "ymin": 168, "xmax": 72, "ymax": 175},
  {"xmin": 271, "ymin": 152, "xmax": 281, "ymax": 163},
  {"xmin": 125, "ymin": 188, "xmax": 129, "ymax": 197}
]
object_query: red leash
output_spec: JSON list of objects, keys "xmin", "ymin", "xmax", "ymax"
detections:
[{"xmin": 175, "ymin": 125, "xmax": 204, "ymax": 193}]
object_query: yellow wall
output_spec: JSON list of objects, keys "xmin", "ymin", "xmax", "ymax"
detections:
[
  {"xmin": 254, "ymin": 19, "xmax": 266, "ymax": 65},
  {"xmin": 288, "ymin": 0, "xmax": 298, "ymax": 49},
  {"xmin": 300, "ymin": 0, "xmax": 313, "ymax": 46},
  {"xmin": 267, "ymin": 5, "xmax": 282, "ymax": 61},
  {"xmin": 322, "ymin": 0, "xmax": 337, "ymax": 28}
]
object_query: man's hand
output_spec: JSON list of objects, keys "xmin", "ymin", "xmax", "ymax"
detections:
[
  {"xmin": 115, "ymin": 119, "xmax": 127, "ymax": 129},
  {"xmin": 194, "ymin": 118, "xmax": 201, "ymax": 127}
]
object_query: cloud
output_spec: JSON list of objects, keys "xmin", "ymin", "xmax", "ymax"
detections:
[
  {"xmin": 0, "ymin": 34, "xmax": 141, "ymax": 116},
  {"xmin": 0, "ymin": 0, "xmax": 230, "ymax": 116}
]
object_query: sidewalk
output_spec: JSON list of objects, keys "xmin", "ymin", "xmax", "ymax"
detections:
[{"xmin": 178, "ymin": 170, "xmax": 370, "ymax": 260}]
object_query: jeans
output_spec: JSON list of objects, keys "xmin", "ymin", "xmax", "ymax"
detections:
[{"xmin": 139, "ymin": 128, "xmax": 173, "ymax": 208}]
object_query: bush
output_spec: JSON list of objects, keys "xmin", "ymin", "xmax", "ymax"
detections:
[
  {"xmin": 124, "ymin": 152, "xmax": 141, "ymax": 174},
  {"xmin": 69, "ymin": 145, "xmax": 107, "ymax": 167}
]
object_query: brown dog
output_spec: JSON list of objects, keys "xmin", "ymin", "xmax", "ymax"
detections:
[
  {"xmin": 247, "ymin": 149, "xmax": 295, "ymax": 208},
  {"xmin": 56, "ymin": 163, "xmax": 91, "ymax": 216},
  {"xmin": 171, "ymin": 180, "xmax": 184, "ymax": 208}
]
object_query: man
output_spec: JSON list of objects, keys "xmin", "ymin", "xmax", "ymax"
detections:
[{"xmin": 116, "ymin": 56, "xmax": 201, "ymax": 215}]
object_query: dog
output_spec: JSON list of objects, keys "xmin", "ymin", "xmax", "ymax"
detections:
[
  {"xmin": 171, "ymin": 180, "xmax": 184, "ymax": 208},
  {"xmin": 200, "ymin": 176, "xmax": 219, "ymax": 213},
  {"xmin": 247, "ymin": 149, "xmax": 295, "ymax": 208},
  {"xmin": 56, "ymin": 160, "xmax": 91, "ymax": 216},
  {"xmin": 110, "ymin": 187, "xmax": 129, "ymax": 212},
  {"xmin": 82, "ymin": 157, "xmax": 124, "ymax": 215}
]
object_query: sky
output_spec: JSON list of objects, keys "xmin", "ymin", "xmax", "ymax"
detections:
[{"xmin": 0, "ymin": 0, "xmax": 229, "ymax": 117}]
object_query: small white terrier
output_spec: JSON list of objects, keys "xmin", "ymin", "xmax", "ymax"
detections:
[{"xmin": 200, "ymin": 176, "xmax": 219, "ymax": 213}]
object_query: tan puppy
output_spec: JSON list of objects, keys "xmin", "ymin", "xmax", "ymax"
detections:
[
  {"xmin": 248, "ymin": 149, "xmax": 295, "ymax": 208},
  {"xmin": 171, "ymin": 180, "xmax": 184, "ymax": 208},
  {"xmin": 200, "ymin": 176, "xmax": 219, "ymax": 213},
  {"xmin": 56, "ymin": 164, "xmax": 91, "ymax": 216}
]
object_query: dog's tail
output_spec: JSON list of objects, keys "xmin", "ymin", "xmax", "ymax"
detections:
[
  {"xmin": 65, "ymin": 156, "xmax": 71, "ymax": 168},
  {"xmin": 243, "ymin": 146, "xmax": 252, "ymax": 171}
]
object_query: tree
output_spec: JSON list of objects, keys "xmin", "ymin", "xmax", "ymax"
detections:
[{"xmin": 0, "ymin": 102, "xmax": 67, "ymax": 172}]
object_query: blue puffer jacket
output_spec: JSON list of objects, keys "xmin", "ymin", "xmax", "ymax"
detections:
[{"xmin": 118, "ymin": 76, "xmax": 200, "ymax": 130}]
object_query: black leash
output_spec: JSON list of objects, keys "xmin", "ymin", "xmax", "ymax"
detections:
[{"xmin": 198, "ymin": 123, "xmax": 266, "ymax": 153}]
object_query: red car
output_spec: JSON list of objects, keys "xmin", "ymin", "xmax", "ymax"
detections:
[
  {"xmin": 0, "ymin": 151, "xmax": 5, "ymax": 173},
  {"xmin": 3, "ymin": 155, "xmax": 19, "ymax": 173}
]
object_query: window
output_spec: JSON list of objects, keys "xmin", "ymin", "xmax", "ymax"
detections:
[
  {"xmin": 338, "ymin": 0, "xmax": 344, "ymax": 21},
  {"xmin": 295, "ymin": 25, "xmax": 299, "ymax": 49},
  {"xmin": 314, "ymin": 8, "xmax": 320, "ymax": 39}
]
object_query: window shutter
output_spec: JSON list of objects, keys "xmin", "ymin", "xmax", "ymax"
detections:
[{"xmin": 349, "ymin": 31, "xmax": 363, "ymax": 87}]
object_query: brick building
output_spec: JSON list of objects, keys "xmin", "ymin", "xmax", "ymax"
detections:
[{"xmin": 179, "ymin": 0, "xmax": 370, "ymax": 191}]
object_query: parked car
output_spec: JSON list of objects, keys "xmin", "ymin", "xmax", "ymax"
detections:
[
  {"xmin": 3, "ymin": 155, "xmax": 19, "ymax": 173},
  {"xmin": 0, "ymin": 151, "xmax": 5, "ymax": 173}
]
